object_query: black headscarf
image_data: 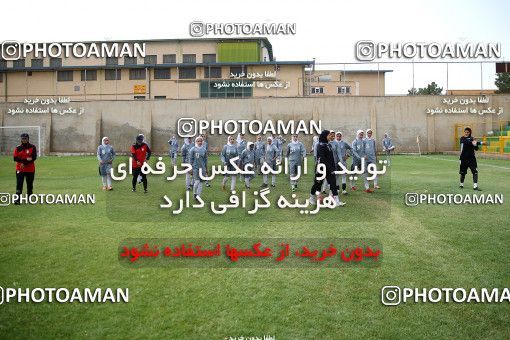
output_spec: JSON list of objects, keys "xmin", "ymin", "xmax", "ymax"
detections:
[{"xmin": 318, "ymin": 130, "xmax": 330, "ymax": 143}]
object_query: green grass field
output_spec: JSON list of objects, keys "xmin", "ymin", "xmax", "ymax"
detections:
[{"xmin": 0, "ymin": 154, "xmax": 509, "ymax": 339}]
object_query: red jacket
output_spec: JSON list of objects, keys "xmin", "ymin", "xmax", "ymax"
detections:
[
  {"xmin": 13, "ymin": 143, "xmax": 37, "ymax": 173},
  {"xmin": 131, "ymin": 143, "xmax": 151, "ymax": 169}
]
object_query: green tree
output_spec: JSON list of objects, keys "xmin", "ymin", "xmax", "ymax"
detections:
[
  {"xmin": 495, "ymin": 73, "xmax": 510, "ymax": 93},
  {"xmin": 408, "ymin": 82, "xmax": 443, "ymax": 95}
]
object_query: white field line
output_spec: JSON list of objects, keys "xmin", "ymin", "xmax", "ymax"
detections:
[{"xmin": 404, "ymin": 155, "xmax": 510, "ymax": 171}]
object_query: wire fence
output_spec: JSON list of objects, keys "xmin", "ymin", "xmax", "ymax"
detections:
[{"xmin": 308, "ymin": 60, "xmax": 503, "ymax": 96}]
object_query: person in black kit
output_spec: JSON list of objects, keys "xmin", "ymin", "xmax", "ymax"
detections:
[
  {"xmin": 309, "ymin": 130, "xmax": 345, "ymax": 207},
  {"xmin": 459, "ymin": 127, "xmax": 482, "ymax": 190},
  {"xmin": 131, "ymin": 134, "xmax": 151, "ymax": 193}
]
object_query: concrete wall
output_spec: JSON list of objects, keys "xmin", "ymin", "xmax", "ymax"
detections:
[{"xmin": 1, "ymin": 95, "xmax": 509, "ymax": 154}]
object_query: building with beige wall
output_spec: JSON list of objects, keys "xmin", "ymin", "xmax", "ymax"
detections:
[
  {"xmin": 0, "ymin": 38, "xmax": 312, "ymax": 101},
  {"xmin": 0, "ymin": 38, "xmax": 388, "ymax": 101},
  {"xmin": 308, "ymin": 70, "xmax": 391, "ymax": 96}
]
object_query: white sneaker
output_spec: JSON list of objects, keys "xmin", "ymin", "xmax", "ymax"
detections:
[
  {"xmin": 342, "ymin": 190, "xmax": 348, "ymax": 195},
  {"xmin": 309, "ymin": 194, "xmax": 316, "ymax": 205},
  {"xmin": 334, "ymin": 196, "xmax": 346, "ymax": 207}
]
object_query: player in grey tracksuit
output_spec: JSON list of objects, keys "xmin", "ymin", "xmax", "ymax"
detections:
[
  {"xmin": 236, "ymin": 134, "xmax": 247, "ymax": 156},
  {"xmin": 382, "ymin": 133, "xmax": 395, "ymax": 166},
  {"xmin": 97, "ymin": 136, "xmax": 116, "ymax": 190},
  {"xmin": 334, "ymin": 131, "xmax": 352, "ymax": 195},
  {"xmin": 188, "ymin": 136, "xmax": 208, "ymax": 200},
  {"xmin": 286, "ymin": 134, "xmax": 306, "ymax": 192},
  {"xmin": 239, "ymin": 142, "xmax": 255, "ymax": 189},
  {"xmin": 200, "ymin": 134, "xmax": 211, "ymax": 187},
  {"xmin": 364, "ymin": 129, "xmax": 379, "ymax": 191},
  {"xmin": 221, "ymin": 135, "xmax": 239, "ymax": 192},
  {"xmin": 254, "ymin": 135, "xmax": 265, "ymax": 175},
  {"xmin": 350, "ymin": 129, "xmax": 365, "ymax": 191},
  {"xmin": 181, "ymin": 137, "xmax": 192, "ymax": 190},
  {"xmin": 273, "ymin": 134, "xmax": 286, "ymax": 159},
  {"xmin": 236, "ymin": 134, "xmax": 247, "ymax": 181},
  {"xmin": 261, "ymin": 136, "xmax": 278, "ymax": 188},
  {"xmin": 312, "ymin": 135, "xmax": 319, "ymax": 164},
  {"xmin": 168, "ymin": 136, "xmax": 179, "ymax": 166}
]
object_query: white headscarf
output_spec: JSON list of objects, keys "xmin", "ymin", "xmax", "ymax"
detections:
[
  {"xmin": 366, "ymin": 129, "xmax": 373, "ymax": 139},
  {"xmin": 227, "ymin": 136, "xmax": 235, "ymax": 145},
  {"xmin": 356, "ymin": 130, "xmax": 364, "ymax": 139},
  {"xmin": 101, "ymin": 136, "xmax": 109, "ymax": 146},
  {"xmin": 194, "ymin": 136, "xmax": 203, "ymax": 148},
  {"xmin": 246, "ymin": 142, "xmax": 254, "ymax": 150}
]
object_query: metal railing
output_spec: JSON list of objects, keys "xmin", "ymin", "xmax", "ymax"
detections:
[{"xmin": 454, "ymin": 120, "xmax": 510, "ymax": 154}]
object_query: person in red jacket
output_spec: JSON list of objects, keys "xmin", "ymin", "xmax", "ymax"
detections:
[
  {"xmin": 13, "ymin": 133, "xmax": 37, "ymax": 204},
  {"xmin": 131, "ymin": 134, "xmax": 151, "ymax": 193}
]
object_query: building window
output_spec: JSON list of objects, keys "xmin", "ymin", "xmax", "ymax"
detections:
[
  {"xmin": 144, "ymin": 55, "xmax": 157, "ymax": 65},
  {"xmin": 182, "ymin": 54, "xmax": 196, "ymax": 63},
  {"xmin": 179, "ymin": 67, "xmax": 196, "ymax": 79},
  {"xmin": 163, "ymin": 54, "xmax": 176, "ymax": 63},
  {"xmin": 202, "ymin": 54, "xmax": 216, "ymax": 63},
  {"xmin": 134, "ymin": 95, "xmax": 146, "ymax": 100},
  {"xmin": 154, "ymin": 96, "xmax": 167, "ymax": 99},
  {"xmin": 31, "ymin": 59, "xmax": 43, "ymax": 68},
  {"xmin": 204, "ymin": 66, "xmax": 222, "ymax": 78},
  {"xmin": 50, "ymin": 58, "xmax": 62, "ymax": 68},
  {"xmin": 106, "ymin": 57, "xmax": 118, "ymax": 66},
  {"xmin": 200, "ymin": 80, "xmax": 253, "ymax": 98},
  {"xmin": 57, "ymin": 70, "xmax": 74, "ymax": 81},
  {"xmin": 154, "ymin": 68, "xmax": 171, "ymax": 79},
  {"xmin": 129, "ymin": 69, "xmax": 146, "ymax": 80},
  {"xmin": 105, "ymin": 69, "xmax": 121, "ymax": 80},
  {"xmin": 337, "ymin": 86, "xmax": 351, "ymax": 94},
  {"xmin": 124, "ymin": 57, "xmax": 137, "ymax": 65},
  {"xmin": 229, "ymin": 66, "xmax": 247, "ymax": 78},
  {"xmin": 13, "ymin": 59, "xmax": 25, "ymax": 68},
  {"xmin": 311, "ymin": 87, "xmax": 324, "ymax": 94},
  {"xmin": 80, "ymin": 70, "xmax": 97, "ymax": 81}
]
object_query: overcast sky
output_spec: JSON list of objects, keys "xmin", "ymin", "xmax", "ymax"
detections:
[{"xmin": 2, "ymin": 0, "xmax": 509, "ymax": 94}]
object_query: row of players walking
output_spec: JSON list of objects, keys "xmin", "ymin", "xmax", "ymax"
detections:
[
  {"xmin": 164, "ymin": 130, "xmax": 395, "ymax": 206},
  {"xmin": 11, "ymin": 127, "xmax": 484, "ymax": 207}
]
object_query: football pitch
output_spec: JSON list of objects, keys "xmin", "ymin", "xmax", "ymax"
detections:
[{"xmin": 0, "ymin": 154, "xmax": 509, "ymax": 338}]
